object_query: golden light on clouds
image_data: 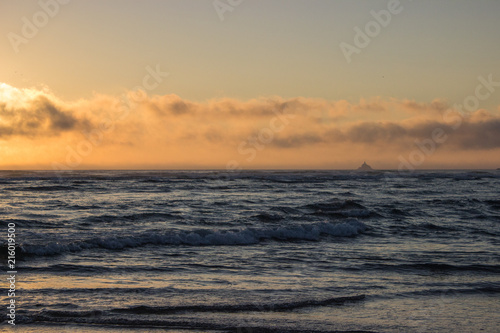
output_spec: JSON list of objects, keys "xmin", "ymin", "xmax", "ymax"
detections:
[{"xmin": 0, "ymin": 82, "xmax": 499, "ymax": 170}]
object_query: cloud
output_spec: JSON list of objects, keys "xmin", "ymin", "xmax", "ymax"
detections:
[
  {"xmin": 452, "ymin": 119, "xmax": 500, "ymax": 149},
  {"xmin": 272, "ymin": 133, "xmax": 324, "ymax": 148},
  {"xmin": 401, "ymin": 98, "xmax": 449, "ymax": 113},
  {"xmin": 1, "ymin": 82, "xmax": 499, "ymax": 169},
  {"xmin": 261, "ymin": 117, "xmax": 500, "ymax": 151},
  {"xmin": 0, "ymin": 94, "xmax": 87, "ymax": 138},
  {"xmin": 145, "ymin": 94, "xmax": 195, "ymax": 116},
  {"xmin": 343, "ymin": 122, "xmax": 407, "ymax": 143}
]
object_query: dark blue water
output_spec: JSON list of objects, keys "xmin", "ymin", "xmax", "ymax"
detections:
[{"xmin": 1, "ymin": 170, "xmax": 499, "ymax": 332}]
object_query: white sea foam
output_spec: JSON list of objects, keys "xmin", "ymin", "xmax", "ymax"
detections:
[{"xmin": 21, "ymin": 219, "xmax": 367, "ymax": 256}]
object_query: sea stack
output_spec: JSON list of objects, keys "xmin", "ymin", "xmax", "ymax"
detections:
[{"xmin": 357, "ymin": 161, "xmax": 373, "ymax": 171}]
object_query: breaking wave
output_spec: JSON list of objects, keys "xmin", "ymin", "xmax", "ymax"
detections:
[{"xmin": 21, "ymin": 219, "xmax": 367, "ymax": 256}]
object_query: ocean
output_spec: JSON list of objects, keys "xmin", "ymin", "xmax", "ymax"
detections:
[{"xmin": 1, "ymin": 170, "xmax": 499, "ymax": 332}]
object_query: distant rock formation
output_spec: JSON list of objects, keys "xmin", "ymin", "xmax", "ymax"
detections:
[{"xmin": 357, "ymin": 161, "xmax": 373, "ymax": 171}]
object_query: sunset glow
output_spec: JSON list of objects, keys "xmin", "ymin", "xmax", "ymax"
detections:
[
  {"xmin": 2, "ymin": 2, "xmax": 500, "ymax": 332},
  {"xmin": 0, "ymin": 82, "xmax": 499, "ymax": 170},
  {"xmin": 1, "ymin": 0, "xmax": 499, "ymax": 170}
]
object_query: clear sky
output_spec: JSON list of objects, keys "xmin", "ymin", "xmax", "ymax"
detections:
[{"xmin": 1, "ymin": 0, "xmax": 499, "ymax": 170}]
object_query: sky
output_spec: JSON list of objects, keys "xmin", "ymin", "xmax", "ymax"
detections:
[{"xmin": 0, "ymin": 0, "xmax": 499, "ymax": 170}]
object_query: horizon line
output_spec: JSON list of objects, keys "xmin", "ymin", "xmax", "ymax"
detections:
[{"xmin": 0, "ymin": 168, "xmax": 498, "ymax": 172}]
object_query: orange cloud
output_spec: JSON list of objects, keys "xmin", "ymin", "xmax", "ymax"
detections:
[{"xmin": 0, "ymin": 83, "xmax": 499, "ymax": 170}]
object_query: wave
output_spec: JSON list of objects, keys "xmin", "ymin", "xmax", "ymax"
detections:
[
  {"xmin": 111, "ymin": 294, "xmax": 366, "ymax": 314},
  {"xmin": 419, "ymin": 222, "xmax": 459, "ymax": 232},
  {"xmin": 485, "ymin": 199, "xmax": 500, "ymax": 210},
  {"xmin": 398, "ymin": 286, "xmax": 500, "ymax": 298},
  {"xmin": 303, "ymin": 199, "xmax": 366, "ymax": 211},
  {"xmin": 347, "ymin": 262, "xmax": 500, "ymax": 274},
  {"xmin": 33, "ymin": 295, "xmax": 366, "ymax": 319},
  {"xmin": 20, "ymin": 263, "xmax": 183, "ymax": 274},
  {"xmin": 254, "ymin": 212, "xmax": 284, "ymax": 222},
  {"xmin": 88, "ymin": 212, "xmax": 181, "ymax": 223},
  {"xmin": 21, "ymin": 287, "xmax": 179, "ymax": 295},
  {"xmin": 302, "ymin": 199, "xmax": 377, "ymax": 218},
  {"xmin": 19, "ymin": 294, "xmax": 367, "ymax": 331},
  {"xmin": 18, "ymin": 317, "xmax": 374, "ymax": 333},
  {"xmin": 16, "ymin": 185, "xmax": 76, "ymax": 191},
  {"xmin": 20, "ymin": 219, "xmax": 367, "ymax": 256},
  {"xmin": 270, "ymin": 206, "xmax": 302, "ymax": 215},
  {"xmin": 388, "ymin": 208, "xmax": 409, "ymax": 216}
]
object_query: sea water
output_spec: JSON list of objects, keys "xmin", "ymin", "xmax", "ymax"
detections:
[{"xmin": 1, "ymin": 170, "xmax": 499, "ymax": 332}]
